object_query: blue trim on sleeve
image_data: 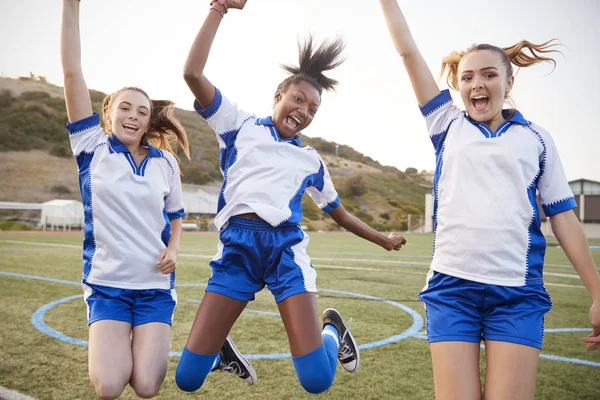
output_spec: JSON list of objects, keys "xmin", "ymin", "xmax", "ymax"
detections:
[
  {"xmin": 419, "ymin": 90, "xmax": 451, "ymax": 117},
  {"xmin": 167, "ymin": 209, "xmax": 185, "ymax": 221},
  {"xmin": 322, "ymin": 197, "xmax": 341, "ymax": 214},
  {"xmin": 193, "ymin": 87, "xmax": 223, "ymax": 119},
  {"xmin": 542, "ymin": 197, "xmax": 578, "ymax": 217},
  {"xmin": 66, "ymin": 112, "xmax": 100, "ymax": 135}
]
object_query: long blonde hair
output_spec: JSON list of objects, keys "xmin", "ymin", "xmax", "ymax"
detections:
[
  {"xmin": 101, "ymin": 87, "xmax": 190, "ymax": 162},
  {"xmin": 440, "ymin": 40, "xmax": 561, "ymax": 91}
]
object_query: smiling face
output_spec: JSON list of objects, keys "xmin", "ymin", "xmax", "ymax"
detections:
[
  {"xmin": 110, "ymin": 90, "xmax": 152, "ymax": 147},
  {"xmin": 272, "ymin": 80, "xmax": 321, "ymax": 138},
  {"xmin": 458, "ymin": 50, "xmax": 514, "ymax": 130}
]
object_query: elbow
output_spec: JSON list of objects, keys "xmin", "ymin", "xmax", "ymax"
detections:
[{"xmin": 183, "ymin": 69, "xmax": 203, "ymax": 86}]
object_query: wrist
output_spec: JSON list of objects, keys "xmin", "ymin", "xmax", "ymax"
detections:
[{"xmin": 210, "ymin": 1, "xmax": 227, "ymax": 15}]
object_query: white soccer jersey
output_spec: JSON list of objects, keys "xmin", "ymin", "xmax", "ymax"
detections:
[
  {"xmin": 194, "ymin": 88, "xmax": 341, "ymax": 231},
  {"xmin": 67, "ymin": 113, "xmax": 184, "ymax": 290},
  {"xmin": 421, "ymin": 90, "xmax": 576, "ymax": 286}
]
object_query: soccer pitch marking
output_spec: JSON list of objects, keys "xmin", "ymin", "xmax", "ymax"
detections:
[
  {"xmin": 1, "ymin": 240, "xmax": 593, "ymax": 279},
  {"xmin": 0, "ymin": 271, "xmax": 598, "ymax": 368}
]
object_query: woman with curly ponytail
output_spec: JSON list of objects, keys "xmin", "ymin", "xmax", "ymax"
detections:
[
  {"xmin": 59, "ymin": 1, "xmax": 230, "ymax": 398},
  {"xmin": 379, "ymin": 1, "xmax": 600, "ymax": 399},
  {"xmin": 175, "ymin": 0, "xmax": 407, "ymax": 395}
]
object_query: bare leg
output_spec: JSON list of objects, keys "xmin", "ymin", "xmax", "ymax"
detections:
[
  {"xmin": 430, "ymin": 341, "xmax": 482, "ymax": 400},
  {"xmin": 88, "ymin": 320, "xmax": 132, "ymax": 400},
  {"xmin": 185, "ymin": 292, "xmax": 248, "ymax": 353},
  {"xmin": 483, "ymin": 340, "xmax": 540, "ymax": 400},
  {"xmin": 277, "ymin": 292, "xmax": 322, "ymax": 356},
  {"xmin": 129, "ymin": 322, "xmax": 171, "ymax": 398}
]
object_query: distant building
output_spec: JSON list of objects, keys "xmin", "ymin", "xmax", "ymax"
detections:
[{"xmin": 569, "ymin": 179, "xmax": 600, "ymax": 223}]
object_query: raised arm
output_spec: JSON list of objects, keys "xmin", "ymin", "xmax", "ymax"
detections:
[
  {"xmin": 378, "ymin": 0, "xmax": 440, "ymax": 106},
  {"xmin": 183, "ymin": 0, "xmax": 247, "ymax": 108},
  {"xmin": 61, "ymin": 0, "xmax": 93, "ymax": 122}
]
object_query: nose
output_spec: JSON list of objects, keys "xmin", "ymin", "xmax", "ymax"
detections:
[{"xmin": 472, "ymin": 77, "xmax": 483, "ymax": 90}]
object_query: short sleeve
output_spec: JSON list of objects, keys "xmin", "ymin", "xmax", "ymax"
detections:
[
  {"xmin": 193, "ymin": 87, "xmax": 254, "ymax": 149},
  {"xmin": 66, "ymin": 112, "xmax": 108, "ymax": 158},
  {"xmin": 163, "ymin": 152, "xmax": 185, "ymax": 220},
  {"xmin": 531, "ymin": 124, "xmax": 577, "ymax": 216},
  {"xmin": 419, "ymin": 90, "xmax": 462, "ymax": 153},
  {"xmin": 305, "ymin": 152, "xmax": 341, "ymax": 213}
]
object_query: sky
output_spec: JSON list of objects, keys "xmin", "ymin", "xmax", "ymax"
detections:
[{"xmin": 1, "ymin": 0, "xmax": 599, "ymax": 181}]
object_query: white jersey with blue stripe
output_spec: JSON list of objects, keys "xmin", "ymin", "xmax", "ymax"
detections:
[
  {"xmin": 67, "ymin": 113, "xmax": 184, "ymax": 290},
  {"xmin": 421, "ymin": 90, "xmax": 576, "ymax": 287},
  {"xmin": 194, "ymin": 88, "xmax": 341, "ymax": 231}
]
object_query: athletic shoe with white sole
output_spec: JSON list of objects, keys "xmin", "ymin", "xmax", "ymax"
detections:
[
  {"xmin": 322, "ymin": 308, "xmax": 359, "ymax": 372},
  {"xmin": 214, "ymin": 336, "xmax": 257, "ymax": 384}
]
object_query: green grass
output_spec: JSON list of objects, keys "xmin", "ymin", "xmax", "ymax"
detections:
[{"xmin": 1, "ymin": 232, "xmax": 599, "ymax": 399}]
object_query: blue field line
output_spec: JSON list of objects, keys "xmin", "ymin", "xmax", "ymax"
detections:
[
  {"xmin": 7, "ymin": 271, "xmax": 600, "ymax": 367},
  {"xmin": 30, "ymin": 294, "xmax": 87, "ymax": 347}
]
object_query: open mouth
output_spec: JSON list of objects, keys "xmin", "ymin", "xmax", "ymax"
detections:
[
  {"xmin": 285, "ymin": 115, "xmax": 302, "ymax": 131},
  {"xmin": 471, "ymin": 95, "xmax": 489, "ymax": 112},
  {"xmin": 122, "ymin": 123, "xmax": 139, "ymax": 134}
]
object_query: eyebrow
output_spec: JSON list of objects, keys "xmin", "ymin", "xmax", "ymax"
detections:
[
  {"xmin": 118, "ymin": 101, "xmax": 150, "ymax": 111},
  {"xmin": 461, "ymin": 67, "xmax": 499, "ymax": 74}
]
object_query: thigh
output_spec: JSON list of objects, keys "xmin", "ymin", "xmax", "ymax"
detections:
[
  {"xmin": 482, "ymin": 284, "xmax": 551, "ymax": 349},
  {"xmin": 419, "ymin": 272, "xmax": 485, "ymax": 343},
  {"xmin": 130, "ymin": 322, "xmax": 172, "ymax": 397},
  {"xmin": 206, "ymin": 225, "xmax": 265, "ymax": 302},
  {"xmin": 266, "ymin": 227, "xmax": 316, "ymax": 303},
  {"xmin": 483, "ymin": 340, "xmax": 540, "ymax": 400},
  {"xmin": 132, "ymin": 288, "xmax": 177, "ymax": 327},
  {"xmin": 88, "ymin": 320, "xmax": 133, "ymax": 395},
  {"xmin": 430, "ymin": 341, "xmax": 482, "ymax": 400},
  {"xmin": 277, "ymin": 292, "xmax": 322, "ymax": 357},
  {"xmin": 186, "ymin": 291, "xmax": 248, "ymax": 354}
]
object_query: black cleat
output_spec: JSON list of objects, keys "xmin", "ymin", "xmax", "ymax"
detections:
[
  {"xmin": 322, "ymin": 308, "xmax": 359, "ymax": 372},
  {"xmin": 213, "ymin": 336, "xmax": 257, "ymax": 384}
]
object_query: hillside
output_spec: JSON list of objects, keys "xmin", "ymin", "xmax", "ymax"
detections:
[{"xmin": 0, "ymin": 75, "xmax": 431, "ymax": 231}]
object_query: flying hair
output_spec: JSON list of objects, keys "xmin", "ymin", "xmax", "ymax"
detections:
[
  {"xmin": 277, "ymin": 35, "xmax": 346, "ymax": 95},
  {"xmin": 440, "ymin": 39, "xmax": 562, "ymax": 90}
]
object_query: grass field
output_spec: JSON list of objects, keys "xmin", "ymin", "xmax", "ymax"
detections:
[{"xmin": 1, "ymin": 232, "xmax": 599, "ymax": 400}]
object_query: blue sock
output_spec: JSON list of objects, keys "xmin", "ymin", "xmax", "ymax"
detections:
[
  {"xmin": 175, "ymin": 347, "xmax": 219, "ymax": 392},
  {"xmin": 322, "ymin": 325, "xmax": 339, "ymax": 373},
  {"xmin": 292, "ymin": 344, "xmax": 336, "ymax": 394},
  {"xmin": 211, "ymin": 353, "xmax": 221, "ymax": 371}
]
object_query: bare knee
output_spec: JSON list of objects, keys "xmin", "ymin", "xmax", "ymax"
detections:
[
  {"xmin": 92, "ymin": 381, "xmax": 126, "ymax": 400},
  {"xmin": 131, "ymin": 378, "xmax": 162, "ymax": 398}
]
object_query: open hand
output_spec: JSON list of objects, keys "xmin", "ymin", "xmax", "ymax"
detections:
[{"xmin": 582, "ymin": 301, "xmax": 600, "ymax": 351}]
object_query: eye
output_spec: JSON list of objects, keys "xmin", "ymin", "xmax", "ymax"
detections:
[
  {"xmin": 294, "ymin": 96, "xmax": 302, "ymax": 103},
  {"xmin": 139, "ymin": 110, "xmax": 148, "ymax": 116},
  {"xmin": 485, "ymin": 73, "xmax": 496, "ymax": 79},
  {"xmin": 309, "ymin": 109, "xmax": 317, "ymax": 116},
  {"xmin": 461, "ymin": 76, "xmax": 472, "ymax": 82},
  {"xmin": 119, "ymin": 106, "xmax": 129, "ymax": 111}
]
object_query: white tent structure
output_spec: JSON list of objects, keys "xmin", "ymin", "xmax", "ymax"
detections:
[{"xmin": 41, "ymin": 199, "xmax": 84, "ymax": 231}]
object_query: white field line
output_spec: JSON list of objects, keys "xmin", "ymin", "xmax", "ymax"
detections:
[
  {"xmin": 0, "ymin": 386, "xmax": 37, "ymax": 400},
  {"xmin": 0, "ymin": 240, "xmax": 587, "ymax": 286}
]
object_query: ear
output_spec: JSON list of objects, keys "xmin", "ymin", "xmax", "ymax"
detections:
[
  {"xmin": 505, "ymin": 76, "xmax": 515, "ymax": 98},
  {"xmin": 274, "ymin": 90, "xmax": 282, "ymax": 104}
]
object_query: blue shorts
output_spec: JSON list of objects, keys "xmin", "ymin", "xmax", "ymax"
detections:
[
  {"xmin": 82, "ymin": 283, "xmax": 177, "ymax": 327},
  {"xmin": 206, "ymin": 216, "xmax": 317, "ymax": 303},
  {"xmin": 418, "ymin": 271, "xmax": 552, "ymax": 349}
]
